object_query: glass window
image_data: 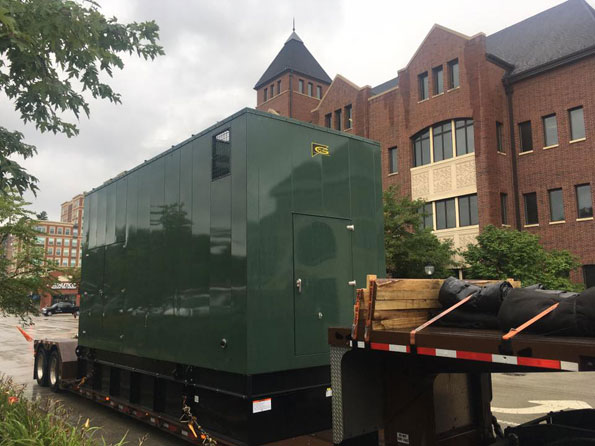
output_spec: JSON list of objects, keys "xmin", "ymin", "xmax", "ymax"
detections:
[
  {"xmin": 455, "ymin": 119, "xmax": 474, "ymax": 155},
  {"xmin": 48, "ymin": 238, "xmax": 54, "ymax": 245},
  {"xmin": 71, "ymin": 248, "xmax": 78, "ymax": 257},
  {"xmin": 421, "ymin": 203, "xmax": 433, "ymax": 230},
  {"xmin": 49, "ymin": 227, "xmax": 55, "ymax": 234},
  {"xmin": 433, "ymin": 66, "xmax": 443, "ymax": 95},
  {"xmin": 435, "ymin": 198, "xmax": 456, "ymax": 229},
  {"xmin": 388, "ymin": 147, "xmax": 398, "ymax": 174},
  {"xmin": 277, "ymin": 80, "xmax": 281, "ymax": 94},
  {"xmin": 334, "ymin": 109, "xmax": 342, "ymax": 131},
  {"xmin": 62, "ymin": 259, "xmax": 68, "ymax": 266},
  {"xmin": 548, "ymin": 188, "xmax": 564, "ymax": 222},
  {"xmin": 35, "ymin": 236, "xmax": 45, "ymax": 245},
  {"xmin": 263, "ymin": 88, "xmax": 268, "ymax": 101},
  {"xmin": 70, "ymin": 259, "xmax": 76, "ymax": 267},
  {"xmin": 56, "ymin": 238, "xmax": 62, "ymax": 246},
  {"xmin": 64, "ymin": 238, "xmax": 70, "ymax": 246},
  {"xmin": 501, "ymin": 193, "xmax": 508, "ymax": 225},
  {"xmin": 65, "ymin": 228, "xmax": 71, "ymax": 235},
  {"xmin": 73, "ymin": 228, "xmax": 78, "ymax": 236},
  {"xmin": 270, "ymin": 85, "xmax": 274, "ymax": 97},
  {"xmin": 448, "ymin": 59, "xmax": 459, "ymax": 89},
  {"xmin": 418, "ymin": 72, "xmax": 428, "ymax": 100},
  {"xmin": 298, "ymin": 79, "xmax": 304, "ymax": 93},
  {"xmin": 317, "ymin": 85, "xmax": 322, "ymax": 99},
  {"xmin": 324, "ymin": 113, "xmax": 332, "ymax": 128},
  {"xmin": 412, "ymin": 129, "xmax": 431, "ymax": 167},
  {"xmin": 345, "ymin": 105, "xmax": 352, "ymax": 129},
  {"xmin": 433, "ymin": 122, "xmax": 453, "ymax": 162},
  {"xmin": 63, "ymin": 248, "xmax": 70, "ymax": 256},
  {"xmin": 56, "ymin": 247, "xmax": 62, "ymax": 256},
  {"xmin": 569, "ymin": 107, "xmax": 585, "ymax": 141},
  {"xmin": 72, "ymin": 239, "xmax": 78, "ymax": 247},
  {"xmin": 497, "ymin": 122, "xmax": 504, "ymax": 152},
  {"xmin": 459, "ymin": 194, "xmax": 478, "ymax": 226},
  {"xmin": 47, "ymin": 247, "xmax": 53, "ymax": 255},
  {"xmin": 524, "ymin": 192, "xmax": 538, "ymax": 225},
  {"xmin": 212, "ymin": 129, "xmax": 231, "ymax": 180},
  {"xmin": 543, "ymin": 114, "xmax": 558, "ymax": 147},
  {"xmin": 57, "ymin": 227, "xmax": 63, "ymax": 234},
  {"xmin": 519, "ymin": 121, "xmax": 533, "ymax": 152},
  {"xmin": 576, "ymin": 184, "xmax": 593, "ymax": 218},
  {"xmin": 307, "ymin": 82, "xmax": 313, "ymax": 96}
]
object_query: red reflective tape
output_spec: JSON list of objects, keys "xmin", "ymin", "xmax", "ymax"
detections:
[
  {"xmin": 456, "ymin": 350, "xmax": 493, "ymax": 362},
  {"xmin": 168, "ymin": 424, "xmax": 178, "ymax": 432},
  {"xmin": 517, "ymin": 357, "xmax": 561, "ymax": 370},
  {"xmin": 417, "ymin": 347, "xmax": 436, "ymax": 356},
  {"xmin": 370, "ymin": 342, "xmax": 389, "ymax": 351}
]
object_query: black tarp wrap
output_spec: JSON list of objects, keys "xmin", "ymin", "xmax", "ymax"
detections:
[
  {"xmin": 497, "ymin": 287, "xmax": 595, "ymax": 336},
  {"xmin": 438, "ymin": 277, "xmax": 512, "ymax": 313}
]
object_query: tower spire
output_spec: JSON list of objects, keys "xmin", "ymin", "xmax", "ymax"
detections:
[{"xmin": 292, "ymin": 17, "xmax": 295, "ymax": 32}]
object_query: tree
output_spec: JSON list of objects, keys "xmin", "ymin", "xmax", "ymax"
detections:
[
  {"xmin": 384, "ymin": 186, "xmax": 456, "ymax": 278},
  {"xmin": 0, "ymin": 0, "xmax": 164, "ymax": 195},
  {"xmin": 0, "ymin": 190, "xmax": 54, "ymax": 317},
  {"xmin": 462, "ymin": 225, "xmax": 582, "ymax": 291},
  {"xmin": 35, "ymin": 211, "xmax": 47, "ymax": 220}
]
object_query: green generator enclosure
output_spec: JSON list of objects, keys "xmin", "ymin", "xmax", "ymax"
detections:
[{"xmin": 79, "ymin": 108, "xmax": 385, "ymax": 376}]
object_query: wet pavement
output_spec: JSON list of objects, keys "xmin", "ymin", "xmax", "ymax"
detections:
[{"xmin": 2, "ymin": 315, "xmax": 595, "ymax": 443}]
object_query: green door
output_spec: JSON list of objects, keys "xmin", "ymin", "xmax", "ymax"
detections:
[{"xmin": 293, "ymin": 213, "xmax": 354, "ymax": 356}]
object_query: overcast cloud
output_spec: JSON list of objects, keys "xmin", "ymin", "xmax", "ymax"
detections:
[{"xmin": 1, "ymin": 0, "xmax": 570, "ymax": 220}]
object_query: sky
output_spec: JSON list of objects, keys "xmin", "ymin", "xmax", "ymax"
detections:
[{"xmin": 2, "ymin": 0, "xmax": 572, "ymax": 220}]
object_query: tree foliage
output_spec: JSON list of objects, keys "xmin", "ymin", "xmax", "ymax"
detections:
[
  {"xmin": 0, "ymin": 190, "xmax": 54, "ymax": 317},
  {"xmin": 462, "ymin": 225, "xmax": 582, "ymax": 291},
  {"xmin": 0, "ymin": 0, "xmax": 164, "ymax": 194},
  {"xmin": 384, "ymin": 186, "xmax": 456, "ymax": 278}
]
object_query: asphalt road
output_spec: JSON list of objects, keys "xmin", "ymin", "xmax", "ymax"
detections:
[{"xmin": 2, "ymin": 315, "xmax": 595, "ymax": 444}]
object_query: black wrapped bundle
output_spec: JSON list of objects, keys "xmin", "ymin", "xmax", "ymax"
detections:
[{"xmin": 438, "ymin": 277, "xmax": 512, "ymax": 313}]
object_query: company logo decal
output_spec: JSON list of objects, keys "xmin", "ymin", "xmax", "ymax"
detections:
[{"xmin": 311, "ymin": 142, "xmax": 330, "ymax": 157}]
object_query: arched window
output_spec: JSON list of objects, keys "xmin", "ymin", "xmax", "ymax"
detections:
[{"xmin": 411, "ymin": 118, "xmax": 474, "ymax": 167}]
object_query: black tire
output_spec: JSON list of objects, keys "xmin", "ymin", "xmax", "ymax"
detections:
[
  {"xmin": 48, "ymin": 350, "xmax": 61, "ymax": 392},
  {"xmin": 35, "ymin": 348, "xmax": 49, "ymax": 387}
]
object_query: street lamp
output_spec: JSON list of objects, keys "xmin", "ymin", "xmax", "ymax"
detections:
[{"xmin": 424, "ymin": 264, "xmax": 435, "ymax": 277}]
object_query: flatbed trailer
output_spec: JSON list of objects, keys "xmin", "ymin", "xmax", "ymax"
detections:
[{"xmin": 327, "ymin": 325, "xmax": 595, "ymax": 446}]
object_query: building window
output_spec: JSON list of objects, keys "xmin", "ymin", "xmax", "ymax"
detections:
[
  {"xmin": 270, "ymin": 85, "xmax": 274, "ymax": 98},
  {"xmin": 548, "ymin": 188, "xmax": 564, "ymax": 222},
  {"xmin": 212, "ymin": 129, "xmax": 231, "ymax": 180},
  {"xmin": 307, "ymin": 82, "xmax": 313, "ymax": 96},
  {"xmin": 496, "ymin": 122, "xmax": 504, "ymax": 152},
  {"xmin": 458, "ymin": 194, "xmax": 478, "ymax": 226},
  {"xmin": 49, "ymin": 226, "xmax": 55, "ymax": 234},
  {"xmin": 455, "ymin": 119, "xmax": 474, "ymax": 155},
  {"xmin": 576, "ymin": 184, "xmax": 593, "ymax": 218},
  {"xmin": 448, "ymin": 59, "xmax": 459, "ymax": 89},
  {"xmin": 56, "ymin": 238, "xmax": 62, "ymax": 246},
  {"xmin": 56, "ymin": 247, "xmax": 61, "ymax": 256},
  {"xmin": 324, "ymin": 113, "xmax": 332, "ymax": 128},
  {"xmin": 519, "ymin": 121, "xmax": 533, "ymax": 152},
  {"xmin": 501, "ymin": 193, "xmax": 508, "ymax": 225},
  {"xmin": 57, "ymin": 227, "xmax": 63, "ymax": 235},
  {"xmin": 418, "ymin": 72, "xmax": 429, "ymax": 101},
  {"xmin": 64, "ymin": 238, "xmax": 70, "ymax": 246},
  {"xmin": 73, "ymin": 228, "xmax": 78, "ymax": 236},
  {"xmin": 263, "ymin": 88, "xmax": 268, "ymax": 101},
  {"xmin": 298, "ymin": 79, "xmax": 304, "ymax": 93},
  {"xmin": 412, "ymin": 129, "xmax": 431, "ymax": 167},
  {"xmin": 63, "ymin": 248, "xmax": 69, "ymax": 257},
  {"xmin": 345, "ymin": 104, "xmax": 352, "ymax": 129},
  {"xmin": 72, "ymin": 239, "xmax": 78, "ymax": 247},
  {"xmin": 435, "ymin": 198, "xmax": 456, "ymax": 229},
  {"xmin": 432, "ymin": 122, "xmax": 453, "ymax": 162},
  {"xmin": 388, "ymin": 147, "xmax": 398, "ymax": 174},
  {"xmin": 70, "ymin": 259, "xmax": 76, "ymax": 267},
  {"xmin": 47, "ymin": 247, "xmax": 53, "ymax": 255},
  {"xmin": 65, "ymin": 228, "xmax": 71, "ymax": 235},
  {"xmin": 35, "ymin": 236, "xmax": 45, "ymax": 245},
  {"xmin": 524, "ymin": 192, "xmax": 538, "ymax": 225},
  {"xmin": 317, "ymin": 85, "xmax": 322, "ymax": 99},
  {"xmin": 71, "ymin": 248, "xmax": 78, "ymax": 258},
  {"xmin": 48, "ymin": 238, "xmax": 54, "ymax": 245},
  {"xmin": 420, "ymin": 203, "xmax": 433, "ymax": 230},
  {"xmin": 542, "ymin": 114, "xmax": 558, "ymax": 147},
  {"xmin": 277, "ymin": 80, "xmax": 281, "ymax": 95},
  {"xmin": 569, "ymin": 106, "xmax": 585, "ymax": 141},
  {"xmin": 334, "ymin": 109, "xmax": 342, "ymax": 131},
  {"xmin": 62, "ymin": 259, "xmax": 68, "ymax": 266},
  {"xmin": 432, "ymin": 66, "xmax": 443, "ymax": 95}
]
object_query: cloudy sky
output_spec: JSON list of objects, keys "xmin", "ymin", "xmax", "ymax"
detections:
[{"xmin": 3, "ymin": 0, "xmax": 571, "ymax": 220}]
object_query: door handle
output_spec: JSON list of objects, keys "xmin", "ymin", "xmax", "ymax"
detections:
[
  {"xmin": 296, "ymin": 278, "xmax": 302, "ymax": 294},
  {"xmin": 348, "ymin": 280, "xmax": 356, "ymax": 286}
]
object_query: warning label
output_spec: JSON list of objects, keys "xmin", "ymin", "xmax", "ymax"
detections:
[{"xmin": 252, "ymin": 398, "xmax": 272, "ymax": 414}]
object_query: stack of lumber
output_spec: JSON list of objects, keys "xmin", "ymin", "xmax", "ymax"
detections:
[{"xmin": 358, "ymin": 276, "xmax": 520, "ymax": 332}]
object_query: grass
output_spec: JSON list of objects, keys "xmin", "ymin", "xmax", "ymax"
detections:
[{"xmin": 0, "ymin": 375, "xmax": 134, "ymax": 446}]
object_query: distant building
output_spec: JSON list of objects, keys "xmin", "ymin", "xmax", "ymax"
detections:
[
  {"xmin": 33, "ymin": 219, "xmax": 82, "ymax": 268},
  {"xmin": 254, "ymin": 0, "xmax": 595, "ymax": 287},
  {"xmin": 60, "ymin": 193, "xmax": 84, "ymax": 230}
]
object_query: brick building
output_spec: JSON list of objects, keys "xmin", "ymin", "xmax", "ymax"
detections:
[{"xmin": 255, "ymin": 0, "xmax": 595, "ymax": 286}]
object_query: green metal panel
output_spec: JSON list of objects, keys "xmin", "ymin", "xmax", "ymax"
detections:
[
  {"xmin": 80, "ymin": 109, "xmax": 384, "ymax": 376},
  {"xmin": 293, "ymin": 214, "xmax": 353, "ymax": 356}
]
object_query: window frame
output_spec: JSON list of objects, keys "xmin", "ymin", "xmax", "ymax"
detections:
[
  {"xmin": 270, "ymin": 84, "xmax": 274, "ymax": 98},
  {"xmin": 447, "ymin": 59, "xmax": 459, "ymax": 89},
  {"xmin": 412, "ymin": 129, "xmax": 431, "ymax": 167},
  {"xmin": 455, "ymin": 119, "xmax": 475, "ymax": 156},
  {"xmin": 523, "ymin": 192, "xmax": 539, "ymax": 225},
  {"xmin": 345, "ymin": 104, "xmax": 352, "ymax": 129},
  {"xmin": 435, "ymin": 198, "xmax": 456, "ymax": 230},
  {"xmin": 542, "ymin": 114, "xmax": 558, "ymax": 147},
  {"xmin": 548, "ymin": 188, "xmax": 565, "ymax": 222},
  {"xmin": 496, "ymin": 122, "xmax": 505, "ymax": 153},
  {"xmin": 334, "ymin": 109, "xmax": 342, "ymax": 131},
  {"xmin": 432, "ymin": 121, "xmax": 453, "ymax": 162},
  {"xmin": 458, "ymin": 194, "xmax": 478, "ymax": 227},
  {"xmin": 418, "ymin": 72, "xmax": 429, "ymax": 101},
  {"xmin": 569, "ymin": 106, "xmax": 586, "ymax": 141},
  {"xmin": 316, "ymin": 85, "xmax": 322, "ymax": 99},
  {"xmin": 277, "ymin": 80, "xmax": 281, "ymax": 95},
  {"xmin": 324, "ymin": 113, "xmax": 332, "ymax": 128},
  {"xmin": 307, "ymin": 82, "xmax": 313, "ymax": 96},
  {"xmin": 432, "ymin": 65, "xmax": 444, "ymax": 95},
  {"xmin": 500, "ymin": 193, "xmax": 508, "ymax": 225},
  {"xmin": 388, "ymin": 147, "xmax": 398, "ymax": 174},
  {"xmin": 518, "ymin": 121, "xmax": 533, "ymax": 153},
  {"xmin": 298, "ymin": 79, "xmax": 304, "ymax": 94},
  {"xmin": 421, "ymin": 202, "xmax": 433, "ymax": 230},
  {"xmin": 576, "ymin": 184, "xmax": 593, "ymax": 219},
  {"xmin": 263, "ymin": 88, "xmax": 268, "ymax": 102}
]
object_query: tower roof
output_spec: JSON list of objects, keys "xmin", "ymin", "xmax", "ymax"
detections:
[{"xmin": 254, "ymin": 32, "xmax": 332, "ymax": 89}]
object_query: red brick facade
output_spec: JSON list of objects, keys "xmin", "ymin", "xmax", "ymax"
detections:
[{"xmin": 255, "ymin": 11, "xmax": 595, "ymax": 285}]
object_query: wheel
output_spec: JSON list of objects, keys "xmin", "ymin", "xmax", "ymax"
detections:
[
  {"xmin": 46, "ymin": 311, "xmax": 52, "ymax": 316},
  {"xmin": 48, "ymin": 350, "xmax": 61, "ymax": 392},
  {"xmin": 35, "ymin": 348, "xmax": 49, "ymax": 387}
]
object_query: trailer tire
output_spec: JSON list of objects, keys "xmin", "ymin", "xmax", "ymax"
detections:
[
  {"xmin": 48, "ymin": 350, "xmax": 61, "ymax": 392},
  {"xmin": 35, "ymin": 347, "xmax": 49, "ymax": 387}
]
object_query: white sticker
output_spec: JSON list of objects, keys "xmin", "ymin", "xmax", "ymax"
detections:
[
  {"xmin": 252, "ymin": 398, "xmax": 272, "ymax": 413},
  {"xmin": 326, "ymin": 387, "xmax": 332, "ymax": 397},
  {"xmin": 194, "ymin": 395, "xmax": 200, "ymax": 403},
  {"xmin": 397, "ymin": 432, "xmax": 410, "ymax": 444}
]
